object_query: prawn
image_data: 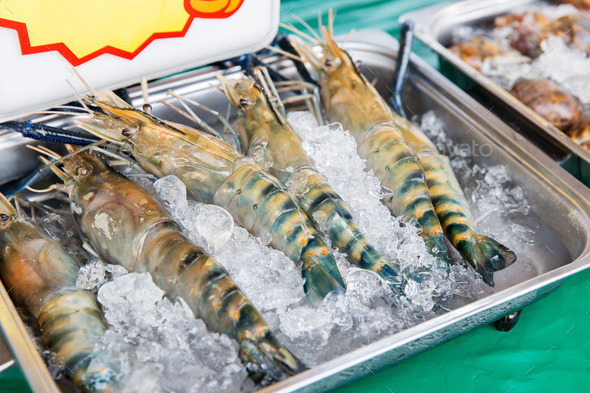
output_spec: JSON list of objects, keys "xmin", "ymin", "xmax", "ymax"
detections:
[
  {"xmin": 72, "ymin": 90, "xmax": 345, "ymax": 307},
  {"xmin": 288, "ymin": 26, "xmax": 454, "ymax": 265},
  {"xmin": 39, "ymin": 148, "xmax": 306, "ymax": 384},
  {"xmin": 0, "ymin": 192, "xmax": 119, "ymax": 392},
  {"xmin": 217, "ymin": 73, "xmax": 402, "ymax": 286},
  {"xmin": 289, "ymin": 21, "xmax": 516, "ymax": 284}
]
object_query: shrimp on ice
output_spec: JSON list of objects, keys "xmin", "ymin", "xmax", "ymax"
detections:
[
  {"xmin": 0, "ymin": 192, "xmax": 119, "ymax": 392},
  {"xmin": 217, "ymin": 72, "xmax": 402, "ymax": 286},
  {"xmin": 39, "ymin": 148, "xmax": 306, "ymax": 384},
  {"xmin": 71, "ymin": 89, "xmax": 345, "ymax": 307}
]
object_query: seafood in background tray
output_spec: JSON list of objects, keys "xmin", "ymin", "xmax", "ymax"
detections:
[
  {"xmin": 510, "ymin": 78, "xmax": 583, "ymax": 132},
  {"xmin": 0, "ymin": 193, "xmax": 118, "ymax": 393},
  {"xmin": 217, "ymin": 73, "xmax": 403, "ymax": 286},
  {"xmin": 288, "ymin": 26, "xmax": 454, "ymax": 266},
  {"xmin": 493, "ymin": 11, "xmax": 554, "ymax": 58},
  {"xmin": 494, "ymin": 11, "xmax": 590, "ymax": 57},
  {"xmin": 568, "ymin": 123, "xmax": 590, "ymax": 147},
  {"xmin": 287, "ymin": 23, "xmax": 517, "ymax": 285},
  {"xmin": 72, "ymin": 90, "xmax": 345, "ymax": 307},
  {"xmin": 448, "ymin": 37, "xmax": 530, "ymax": 71},
  {"xmin": 448, "ymin": 6, "xmax": 590, "ymax": 154},
  {"xmin": 40, "ymin": 148, "xmax": 306, "ymax": 384},
  {"xmin": 557, "ymin": 0, "xmax": 590, "ymax": 11}
]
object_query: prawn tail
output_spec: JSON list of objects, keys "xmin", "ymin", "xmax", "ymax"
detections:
[
  {"xmin": 301, "ymin": 237, "xmax": 346, "ymax": 307},
  {"xmin": 456, "ymin": 235, "xmax": 517, "ymax": 286},
  {"xmin": 239, "ymin": 332, "xmax": 307, "ymax": 385}
]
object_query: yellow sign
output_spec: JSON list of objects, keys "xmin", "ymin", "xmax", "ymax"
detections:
[{"xmin": 0, "ymin": 0, "xmax": 244, "ymax": 65}]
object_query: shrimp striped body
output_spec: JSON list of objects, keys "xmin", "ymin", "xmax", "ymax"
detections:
[
  {"xmin": 75, "ymin": 94, "xmax": 345, "ymax": 306},
  {"xmin": 57, "ymin": 153, "xmax": 305, "ymax": 384},
  {"xmin": 392, "ymin": 116, "xmax": 517, "ymax": 285},
  {"xmin": 289, "ymin": 31, "xmax": 452, "ymax": 264},
  {"xmin": 219, "ymin": 76, "xmax": 402, "ymax": 285},
  {"xmin": 0, "ymin": 193, "xmax": 117, "ymax": 392}
]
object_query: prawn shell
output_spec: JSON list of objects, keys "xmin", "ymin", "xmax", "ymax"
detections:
[
  {"xmin": 214, "ymin": 161, "xmax": 312, "ymax": 262},
  {"xmin": 360, "ymin": 124, "xmax": 442, "ymax": 239},
  {"xmin": 0, "ymin": 210, "xmax": 117, "ymax": 392},
  {"xmin": 222, "ymin": 76, "xmax": 400, "ymax": 284}
]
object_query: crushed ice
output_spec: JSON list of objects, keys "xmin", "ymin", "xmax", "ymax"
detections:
[
  {"xmin": 76, "ymin": 271, "xmax": 251, "ymax": 393},
  {"xmin": 76, "ymin": 259, "xmax": 127, "ymax": 291}
]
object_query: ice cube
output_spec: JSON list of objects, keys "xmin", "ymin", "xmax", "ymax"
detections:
[
  {"xmin": 194, "ymin": 204, "xmax": 234, "ymax": 251},
  {"xmin": 77, "ymin": 259, "xmax": 127, "ymax": 291}
]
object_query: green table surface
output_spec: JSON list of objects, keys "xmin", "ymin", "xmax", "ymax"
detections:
[{"xmin": 1, "ymin": 1, "xmax": 589, "ymax": 392}]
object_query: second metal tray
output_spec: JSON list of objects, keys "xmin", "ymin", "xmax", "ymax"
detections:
[{"xmin": 401, "ymin": 0, "xmax": 590, "ymax": 167}]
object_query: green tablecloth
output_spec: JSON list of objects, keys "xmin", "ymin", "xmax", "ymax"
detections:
[{"xmin": 1, "ymin": 1, "xmax": 589, "ymax": 392}]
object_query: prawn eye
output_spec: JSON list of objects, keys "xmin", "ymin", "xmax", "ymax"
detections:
[
  {"xmin": 239, "ymin": 98, "xmax": 249, "ymax": 107},
  {"xmin": 0, "ymin": 214, "xmax": 9, "ymax": 221},
  {"xmin": 121, "ymin": 128, "xmax": 132, "ymax": 137},
  {"xmin": 325, "ymin": 59, "xmax": 334, "ymax": 67},
  {"xmin": 76, "ymin": 167, "xmax": 89, "ymax": 176}
]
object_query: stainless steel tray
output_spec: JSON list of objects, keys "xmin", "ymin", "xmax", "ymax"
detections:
[
  {"xmin": 2, "ymin": 29, "xmax": 590, "ymax": 392},
  {"xmin": 400, "ymin": 0, "xmax": 590, "ymax": 166}
]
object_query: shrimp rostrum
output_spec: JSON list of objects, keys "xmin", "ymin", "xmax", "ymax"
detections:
[
  {"xmin": 0, "ymin": 193, "xmax": 119, "ymax": 392},
  {"xmin": 218, "ymin": 73, "xmax": 403, "ymax": 287},
  {"xmin": 287, "ymin": 23, "xmax": 517, "ymax": 285},
  {"xmin": 41, "ymin": 148, "xmax": 305, "ymax": 384},
  {"xmin": 72, "ymin": 90, "xmax": 345, "ymax": 307}
]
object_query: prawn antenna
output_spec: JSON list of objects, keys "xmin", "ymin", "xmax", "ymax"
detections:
[
  {"xmin": 25, "ymin": 184, "xmax": 59, "ymax": 194},
  {"xmin": 292, "ymin": 15, "xmax": 321, "ymax": 41},
  {"xmin": 159, "ymin": 101, "xmax": 210, "ymax": 130},
  {"xmin": 342, "ymin": 29, "xmax": 356, "ymax": 46},
  {"xmin": 27, "ymin": 110, "xmax": 91, "ymax": 117},
  {"xmin": 166, "ymin": 90, "xmax": 223, "ymax": 139},
  {"xmin": 141, "ymin": 77, "xmax": 152, "ymax": 114},
  {"xmin": 279, "ymin": 23, "xmax": 319, "ymax": 45},
  {"xmin": 263, "ymin": 45, "xmax": 304, "ymax": 63},
  {"xmin": 328, "ymin": 9, "xmax": 335, "ymax": 35},
  {"xmin": 27, "ymin": 140, "xmax": 107, "ymax": 173},
  {"xmin": 69, "ymin": 67, "xmax": 99, "ymax": 97},
  {"xmin": 27, "ymin": 144, "xmax": 61, "ymax": 160},
  {"xmin": 209, "ymin": 82, "xmax": 225, "ymax": 93},
  {"xmin": 66, "ymin": 79, "xmax": 92, "ymax": 113},
  {"xmin": 13, "ymin": 196, "xmax": 22, "ymax": 216},
  {"xmin": 167, "ymin": 88, "xmax": 244, "ymax": 153}
]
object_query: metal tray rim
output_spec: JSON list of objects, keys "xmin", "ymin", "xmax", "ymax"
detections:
[{"xmin": 3, "ymin": 29, "xmax": 590, "ymax": 393}]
